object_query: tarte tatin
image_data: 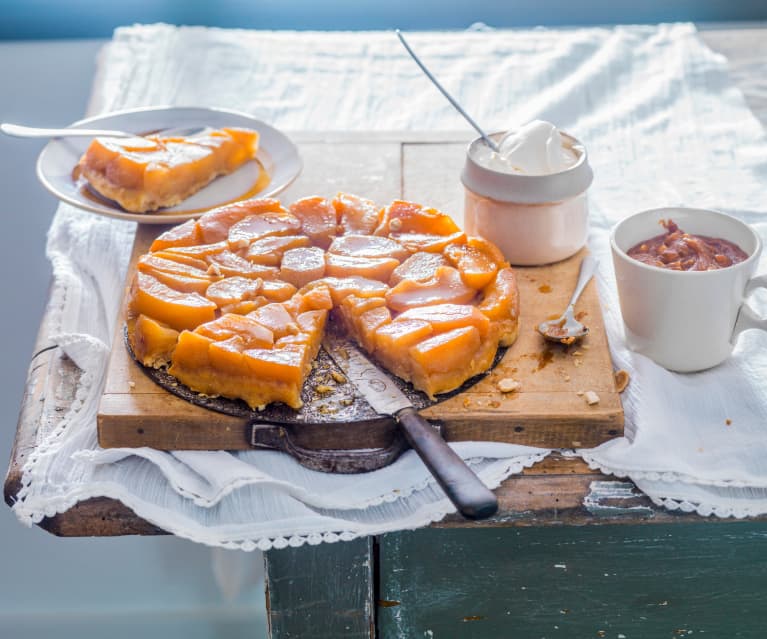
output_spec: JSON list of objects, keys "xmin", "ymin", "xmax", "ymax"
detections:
[
  {"xmin": 78, "ymin": 127, "xmax": 259, "ymax": 213},
  {"xmin": 126, "ymin": 194, "xmax": 520, "ymax": 409}
]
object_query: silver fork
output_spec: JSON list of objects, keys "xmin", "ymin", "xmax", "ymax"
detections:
[{"xmin": 0, "ymin": 123, "xmax": 205, "ymax": 139}]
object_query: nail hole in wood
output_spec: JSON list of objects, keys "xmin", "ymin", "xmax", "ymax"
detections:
[
  {"xmin": 137, "ymin": 428, "xmax": 145, "ymax": 435},
  {"xmin": 514, "ymin": 426, "xmax": 524, "ymax": 432},
  {"xmin": 608, "ymin": 429, "xmax": 618, "ymax": 435}
]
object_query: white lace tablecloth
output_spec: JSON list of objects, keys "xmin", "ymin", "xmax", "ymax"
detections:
[{"xmin": 13, "ymin": 23, "xmax": 767, "ymax": 549}]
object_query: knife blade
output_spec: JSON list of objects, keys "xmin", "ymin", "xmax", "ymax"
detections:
[{"xmin": 322, "ymin": 332, "xmax": 498, "ymax": 520}]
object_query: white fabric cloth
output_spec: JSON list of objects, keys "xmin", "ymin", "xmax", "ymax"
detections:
[{"xmin": 13, "ymin": 23, "xmax": 767, "ymax": 548}]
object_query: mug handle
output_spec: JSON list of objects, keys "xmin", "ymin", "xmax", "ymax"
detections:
[{"xmin": 732, "ymin": 274, "xmax": 767, "ymax": 341}]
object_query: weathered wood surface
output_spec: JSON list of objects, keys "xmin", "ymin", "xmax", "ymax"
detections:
[
  {"xmin": 377, "ymin": 522, "xmax": 767, "ymax": 638},
  {"xmin": 264, "ymin": 536, "xmax": 374, "ymax": 639},
  {"xmin": 98, "ymin": 136, "xmax": 623, "ymax": 453}
]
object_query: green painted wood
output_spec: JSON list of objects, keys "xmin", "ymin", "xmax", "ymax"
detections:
[
  {"xmin": 378, "ymin": 523, "xmax": 767, "ymax": 638},
  {"xmin": 265, "ymin": 536, "xmax": 374, "ymax": 639}
]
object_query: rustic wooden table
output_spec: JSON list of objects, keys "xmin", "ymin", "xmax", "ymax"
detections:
[{"xmin": 5, "ymin": 25, "xmax": 767, "ymax": 639}]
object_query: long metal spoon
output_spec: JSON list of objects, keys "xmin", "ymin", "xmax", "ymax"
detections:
[
  {"xmin": 396, "ymin": 29, "xmax": 500, "ymax": 152},
  {"xmin": 0, "ymin": 123, "xmax": 203, "ymax": 140},
  {"xmin": 537, "ymin": 255, "xmax": 599, "ymax": 345},
  {"xmin": 0, "ymin": 123, "xmax": 136, "ymax": 139}
]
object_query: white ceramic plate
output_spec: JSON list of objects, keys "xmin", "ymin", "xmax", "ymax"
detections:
[{"xmin": 36, "ymin": 106, "xmax": 302, "ymax": 224}]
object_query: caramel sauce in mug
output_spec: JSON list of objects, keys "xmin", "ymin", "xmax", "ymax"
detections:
[{"xmin": 627, "ymin": 220, "xmax": 748, "ymax": 271}]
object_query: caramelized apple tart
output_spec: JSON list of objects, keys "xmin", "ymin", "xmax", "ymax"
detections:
[
  {"xmin": 126, "ymin": 194, "xmax": 520, "ymax": 409},
  {"xmin": 78, "ymin": 127, "xmax": 259, "ymax": 213}
]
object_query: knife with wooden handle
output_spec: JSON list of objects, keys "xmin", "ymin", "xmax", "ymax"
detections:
[{"xmin": 322, "ymin": 333, "xmax": 498, "ymax": 520}]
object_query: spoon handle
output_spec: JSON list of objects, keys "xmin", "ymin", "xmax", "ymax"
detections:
[
  {"xmin": 568, "ymin": 255, "xmax": 599, "ymax": 308},
  {"xmin": 0, "ymin": 123, "xmax": 134, "ymax": 139},
  {"xmin": 396, "ymin": 30, "xmax": 500, "ymax": 153}
]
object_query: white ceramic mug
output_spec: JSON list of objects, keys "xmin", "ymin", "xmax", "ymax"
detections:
[{"xmin": 610, "ymin": 207, "xmax": 767, "ymax": 372}]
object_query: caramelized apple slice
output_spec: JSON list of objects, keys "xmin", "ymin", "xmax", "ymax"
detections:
[
  {"xmin": 375, "ymin": 318, "xmax": 433, "ymax": 354},
  {"xmin": 375, "ymin": 200, "xmax": 461, "ymax": 237},
  {"xmin": 444, "ymin": 242, "xmax": 500, "ymax": 290},
  {"xmin": 195, "ymin": 313, "xmax": 274, "ymax": 348},
  {"xmin": 395, "ymin": 303, "xmax": 490, "ymax": 337},
  {"xmin": 243, "ymin": 344, "xmax": 308, "ymax": 388},
  {"xmin": 227, "ymin": 211, "xmax": 302, "ymax": 247},
  {"xmin": 145, "ymin": 269, "xmax": 212, "ymax": 295},
  {"xmin": 205, "ymin": 276, "xmax": 263, "ymax": 307},
  {"xmin": 280, "ymin": 247, "xmax": 326, "ymax": 288},
  {"xmin": 328, "ymin": 234, "xmax": 409, "ymax": 262},
  {"xmin": 389, "ymin": 252, "xmax": 449, "ymax": 286},
  {"xmin": 207, "ymin": 251, "xmax": 279, "ymax": 280},
  {"xmin": 248, "ymin": 303, "xmax": 300, "ymax": 338},
  {"xmin": 340, "ymin": 295, "xmax": 387, "ymax": 320},
  {"xmin": 260, "ymin": 280, "xmax": 298, "ymax": 302},
  {"xmin": 288, "ymin": 284, "xmax": 334, "ymax": 314},
  {"xmin": 208, "ymin": 337, "xmax": 249, "ymax": 377},
  {"xmin": 129, "ymin": 272, "xmax": 217, "ymax": 332},
  {"xmin": 137, "ymin": 254, "xmax": 211, "ymax": 280},
  {"xmin": 151, "ymin": 249, "xmax": 210, "ymax": 272},
  {"xmin": 332, "ymin": 192, "xmax": 382, "ymax": 235},
  {"xmin": 198, "ymin": 199, "xmax": 286, "ymax": 243},
  {"xmin": 289, "ymin": 196, "xmax": 338, "ymax": 249},
  {"xmin": 131, "ymin": 314, "xmax": 179, "ymax": 368},
  {"xmin": 409, "ymin": 326, "xmax": 481, "ymax": 397},
  {"xmin": 325, "ymin": 254, "xmax": 400, "ymax": 282},
  {"xmin": 386, "ymin": 266, "xmax": 475, "ymax": 312},
  {"xmin": 150, "ymin": 219, "xmax": 202, "ymax": 251},
  {"xmin": 302, "ymin": 276, "xmax": 389, "ymax": 305},
  {"xmin": 246, "ymin": 235, "xmax": 311, "ymax": 265},
  {"xmin": 389, "ymin": 231, "xmax": 467, "ymax": 254},
  {"xmin": 478, "ymin": 267, "xmax": 520, "ymax": 346},
  {"xmin": 159, "ymin": 242, "xmax": 228, "ymax": 262},
  {"xmin": 354, "ymin": 306, "xmax": 392, "ymax": 353},
  {"xmin": 169, "ymin": 330, "xmax": 214, "ymax": 374}
]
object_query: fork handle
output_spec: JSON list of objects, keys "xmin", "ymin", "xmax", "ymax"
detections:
[
  {"xmin": 568, "ymin": 255, "xmax": 599, "ymax": 308},
  {"xmin": 0, "ymin": 123, "xmax": 133, "ymax": 139}
]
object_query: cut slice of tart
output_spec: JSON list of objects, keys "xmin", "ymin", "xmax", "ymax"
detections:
[{"xmin": 78, "ymin": 127, "xmax": 259, "ymax": 213}]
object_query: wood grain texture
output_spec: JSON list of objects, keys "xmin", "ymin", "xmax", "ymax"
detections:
[
  {"xmin": 98, "ymin": 136, "xmax": 623, "ymax": 452},
  {"xmin": 265, "ymin": 536, "xmax": 374, "ymax": 639},
  {"xmin": 377, "ymin": 522, "xmax": 767, "ymax": 638}
]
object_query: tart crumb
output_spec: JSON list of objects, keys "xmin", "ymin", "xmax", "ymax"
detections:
[
  {"xmin": 330, "ymin": 371, "xmax": 347, "ymax": 384},
  {"xmin": 488, "ymin": 400, "xmax": 501, "ymax": 408},
  {"xmin": 340, "ymin": 398, "xmax": 354, "ymax": 407},
  {"xmin": 389, "ymin": 218, "xmax": 403, "ymax": 231},
  {"xmin": 462, "ymin": 397, "xmax": 472, "ymax": 409},
  {"xmin": 564, "ymin": 375, "xmax": 571, "ymax": 382},
  {"xmin": 497, "ymin": 378, "xmax": 521, "ymax": 393},
  {"xmin": 725, "ymin": 418, "xmax": 732, "ymax": 426},
  {"xmin": 315, "ymin": 384, "xmax": 333, "ymax": 394},
  {"xmin": 584, "ymin": 390, "xmax": 600, "ymax": 405},
  {"xmin": 128, "ymin": 381, "xmax": 136, "ymax": 389},
  {"xmin": 614, "ymin": 369, "xmax": 630, "ymax": 393}
]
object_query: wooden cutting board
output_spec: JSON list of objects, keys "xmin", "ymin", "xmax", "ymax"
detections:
[{"xmin": 97, "ymin": 132, "xmax": 624, "ymax": 467}]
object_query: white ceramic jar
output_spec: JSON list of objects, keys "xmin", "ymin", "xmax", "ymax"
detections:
[{"xmin": 461, "ymin": 131, "xmax": 593, "ymax": 265}]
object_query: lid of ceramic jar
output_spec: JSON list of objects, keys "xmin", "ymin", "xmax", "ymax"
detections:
[{"xmin": 461, "ymin": 131, "xmax": 593, "ymax": 204}]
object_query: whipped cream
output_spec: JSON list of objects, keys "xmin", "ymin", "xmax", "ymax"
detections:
[{"xmin": 473, "ymin": 120, "xmax": 578, "ymax": 175}]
